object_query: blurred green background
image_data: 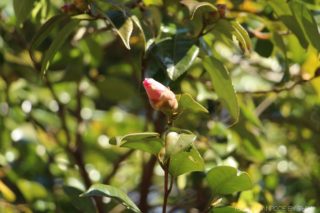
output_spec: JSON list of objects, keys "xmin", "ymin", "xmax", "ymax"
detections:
[{"xmin": 0, "ymin": 0, "xmax": 320, "ymax": 212}]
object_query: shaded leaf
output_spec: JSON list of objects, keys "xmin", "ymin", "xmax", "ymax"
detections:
[
  {"xmin": 177, "ymin": 93, "xmax": 208, "ymax": 113},
  {"xmin": 41, "ymin": 19, "xmax": 79, "ymax": 75},
  {"xmin": 203, "ymin": 56, "xmax": 239, "ymax": 123},
  {"xmin": 30, "ymin": 15, "xmax": 68, "ymax": 55},
  {"xmin": 180, "ymin": 0, "xmax": 217, "ymax": 19},
  {"xmin": 81, "ymin": 184, "xmax": 141, "ymax": 213},
  {"xmin": 206, "ymin": 166, "xmax": 252, "ymax": 195},
  {"xmin": 63, "ymin": 186, "xmax": 95, "ymax": 213},
  {"xmin": 169, "ymin": 146, "xmax": 204, "ymax": 176},
  {"xmin": 13, "ymin": 0, "xmax": 35, "ymax": 25}
]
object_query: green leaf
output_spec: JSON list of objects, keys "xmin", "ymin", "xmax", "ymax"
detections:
[
  {"xmin": 180, "ymin": 0, "xmax": 217, "ymax": 19},
  {"xmin": 112, "ymin": 132, "xmax": 163, "ymax": 154},
  {"xmin": 206, "ymin": 166, "xmax": 252, "ymax": 195},
  {"xmin": 211, "ymin": 206, "xmax": 246, "ymax": 213},
  {"xmin": 81, "ymin": 184, "xmax": 141, "ymax": 213},
  {"xmin": 41, "ymin": 19, "xmax": 79, "ymax": 75},
  {"xmin": 105, "ymin": 11, "xmax": 134, "ymax": 49},
  {"xmin": 146, "ymin": 37, "xmax": 198, "ymax": 80},
  {"xmin": 131, "ymin": 15, "xmax": 147, "ymax": 50},
  {"xmin": 167, "ymin": 45, "xmax": 199, "ymax": 80},
  {"xmin": 63, "ymin": 186, "xmax": 95, "ymax": 213},
  {"xmin": 169, "ymin": 146, "xmax": 204, "ymax": 177},
  {"xmin": 231, "ymin": 21, "xmax": 251, "ymax": 54},
  {"xmin": 268, "ymin": 0, "xmax": 308, "ymax": 49},
  {"xmin": 210, "ymin": 20, "xmax": 251, "ymax": 54},
  {"xmin": 177, "ymin": 93, "xmax": 208, "ymax": 113},
  {"xmin": 289, "ymin": 0, "xmax": 320, "ymax": 51},
  {"xmin": 29, "ymin": 15, "xmax": 68, "ymax": 56},
  {"xmin": 13, "ymin": 0, "xmax": 35, "ymax": 25},
  {"xmin": 203, "ymin": 56, "xmax": 239, "ymax": 123}
]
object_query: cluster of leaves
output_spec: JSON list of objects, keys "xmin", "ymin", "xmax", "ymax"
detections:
[{"xmin": 0, "ymin": 0, "xmax": 320, "ymax": 212}]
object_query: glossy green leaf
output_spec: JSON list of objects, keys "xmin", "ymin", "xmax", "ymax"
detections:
[
  {"xmin": 41, "ymin": 19, "xmax": 79, "ymax": 75},
  {"xmin": 29, "ymin": 15, "xmax": 68, "ymax": 56},
  {"xmin": 105, "ymin": 11, "xmax": 134, "ymax": 49},
  {"xmin": 167, "ymin": 45, "xmax": 199, "ymax": 80},
  {"xmin": 63, "ymin": 186, "xmax": 95, "ymax": 213},
  {"xmin": 203, "ymin": 56, "xmax": 239, "ymax": 123},
  {"xmin": 81, "ymin": 184, "xmax": 141, "ymax": 213},
  {"xmin": 289, "ymin": 0, "xmax": 320, "ymax": 51},
  {"xmin": 268, "ymin": 0, "xmax": 308, "ymax": 49},
  {"xmin": 146, "ymin": 37, "xmax": 198, "ymax": 80},
  {"xmin": 206, "ymin": 166, "xmax": 252, "ymax": 195},
  {"xmin": 169, "ymin": 146, "xmax": 204, "ymax": 177},
  {"xmin": 211, "ymin": 206, "xmax": 246, "ymax": 213},
  {"xmin": 111, "ymin": 132, "xmax": 163, "ymax": 154},
  {"xmin": 13, "ymin": 0, "xmax": 35, "ymax": 25},
  {"xmin": 177, "ymin": 93, "xmax": 208, "ymax": 113},
  {"xmin": 180, "ymin": 0, "xmax": 217, "ymax": 19}
]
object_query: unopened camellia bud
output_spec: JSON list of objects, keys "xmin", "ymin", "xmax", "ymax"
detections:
[
  {"xmin": 143, "ymin": 78, "xmax": 178, "ymax": 114},
  {"xmin": 165, "ymin": 131, "xmax": 179, "ymax": 155}
]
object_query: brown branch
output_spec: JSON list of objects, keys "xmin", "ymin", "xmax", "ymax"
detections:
[{"xmin": 138, "ymin": 155, "xmax": 157, "ymax": 212}]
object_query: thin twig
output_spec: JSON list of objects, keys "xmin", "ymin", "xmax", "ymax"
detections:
[
  {"xmin": 103, "ymin": 150, "xmax": 134, "ymax": 184},
  {"xmin": 238, "ymin": 75, "xmax": 318, "ymax": 95}
]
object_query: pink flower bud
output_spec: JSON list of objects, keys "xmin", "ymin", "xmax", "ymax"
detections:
[{"xmin": 143, "ymin": 78, "xmax": 178, "ymax": 113}]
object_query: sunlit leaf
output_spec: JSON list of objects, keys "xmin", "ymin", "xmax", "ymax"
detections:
[
  {"xmin": 206, "ymin": 166, "xmax": 252, "ymax": 195},
  {"xmin": 180, "ymin": 0, "xmax": 217, "ymax": 19},
  {"xmin": 167, "ymin": 45, "xmax": 199, "ymax": 80},
  {"xmin": 105, "ymin": 11, "xmax": 134, "ymax": 49},
  {"xmin": 131, "ymin": 15, "xmax": 147, "ymax": 50},
  {"xmin": 111, "ymin": 132, "xmax": 163, "ymax": 154},
  {"xmin": 169, "ymin": 146, "xmax": 204, "ymax": 177},
  {"xmin": 268, "ymin": 0, "xmax": 308, "ymax": 49},
  {"xmin": 231, "ymin": 21, "xmax": 251, "ymax": 54},
  {"xmin": 211, "ymin": 206, "xmax": 246, "ymax": 213},
  {"xmin": 81, "ymin": 184, "xmax": 141, "ymax": 213},
  {"xmin": 289, "ymin": 0, "xmax": 320, "ymax": 51},
  {"xmin": 203, "ymin": 56, "xmax": 239, "ymax": 123},
  {"xmin": 177, "ymin": 93, "xmax": 208, "ymax": 113}
]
